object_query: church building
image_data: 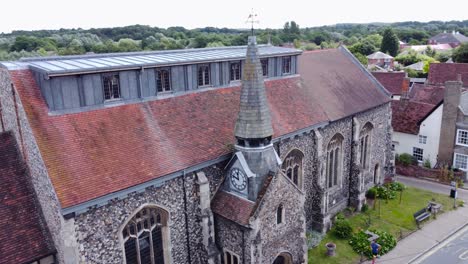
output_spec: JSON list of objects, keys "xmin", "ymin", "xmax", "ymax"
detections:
[{"xmin": 0, "ymin": 36, "xmax": 393, "ymax": 263}]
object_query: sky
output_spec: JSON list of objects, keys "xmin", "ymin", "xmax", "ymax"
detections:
[{"xmin": 1, "ymin": 0, "xmax": 467, "ymax": 33}]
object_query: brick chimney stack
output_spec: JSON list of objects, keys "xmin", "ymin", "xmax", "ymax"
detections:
[{"xmin": 438, "ymin": 74, "xmax": 463, "ymax": 165}]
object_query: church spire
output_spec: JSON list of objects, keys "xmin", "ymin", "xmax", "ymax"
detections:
[{"xmin": 234, "ymin": 36, "xmax": 273, "ymax": 147}]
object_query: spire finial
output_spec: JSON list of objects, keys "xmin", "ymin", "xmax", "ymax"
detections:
[{"xmin": 246, "ymin": 9, "xmax": 259, "ymax": 36}]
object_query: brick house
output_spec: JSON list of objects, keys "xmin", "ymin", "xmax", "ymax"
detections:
[
  {"xmin": 428, "ymin": 31, "xmax": 468, "ymax": 48},
  {"xmin": 367, "ymin": 51, "xmax": 394, "ymax": 70}
]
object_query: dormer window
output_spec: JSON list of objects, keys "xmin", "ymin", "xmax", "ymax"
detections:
[
  {"xmin": 282, "ymin": 56, "xmax": 291, "ymax": 74},
  {"xmin": 230, "ymin": 62, "xmax": 241, "ymax": 81},
  {"xmin": 156, "ymin": 69, "xmax": 171, "ymax": 93},
  {"xmin": 103, "ymin": 74, "xmax": 121, "ymax": 101},
  {"xmin": 198, "ymin": 64, "xmax": 210, "ymax": 87},
  {"xmin": 261, "ymin": 59, "xmax": 268, "ymax": 77}
]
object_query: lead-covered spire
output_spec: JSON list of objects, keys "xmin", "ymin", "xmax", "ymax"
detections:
[{"xmin": 234, "ymin": 36, "xmax": 273, "ymax": 147}]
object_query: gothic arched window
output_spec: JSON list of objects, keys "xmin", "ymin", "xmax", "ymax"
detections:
[
  {"xmin": 326, "ymin": 134, "xmax": 344, "ymax": 189},
  {"xmin": 122, "ymin": 206, "xmax": 169, "ymax": 264},
  {"xmin": 359, "ymin": 122, "xmax": 373, "ymax": 170},
  {"xmin": 281, "ymin": 149, "xmax": 304, "ymax": 189}
]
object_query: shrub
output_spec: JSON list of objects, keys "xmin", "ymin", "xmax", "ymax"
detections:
[
  {"xmin": 376, "ymin": 186, "xmax": 396, "ymax": 200},
  {"xmin": 397, "ymin": 153, "xmax": 413, "ymax": 166},
  {"xmin": 307, "ymin": 230, "xmax": 324, "ymax": 249},
  {"xmin": 366, "ymin": 187, "xmax": 377, "ymax": 199},
  {"xmin": 333, "ymin": 218, "xmax": 353, "ymax": 239},
  {"xmin": 423, "ymin": 159, "xmax": 431, "ymax": 169},
  {"xmin": 385, "ymin": 182, "xmax": 405, "ymax": 192},
  {"xmin": 349, "ymin": 230, "xmax": 397, "ymax": 258},
  {"xmin": 361, "ymin": 203, "xmax": 369, "ymax": 213}
]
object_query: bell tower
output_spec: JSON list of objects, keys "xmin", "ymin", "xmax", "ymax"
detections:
[{"xmin": 226, "ymin": 35, "xmax": 280, "ymax": 201}]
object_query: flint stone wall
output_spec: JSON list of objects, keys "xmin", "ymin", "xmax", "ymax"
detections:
[
  {"xmin": 251, "ymin": 173, "xmax": 306, "ymax": 264},
  {"xmin": 277, "ymin": 132, "xmax": 319, "ymax": 232},
  {"xmin": 73, "ymin": 174, "xmax": 205, "ymax": 263}
]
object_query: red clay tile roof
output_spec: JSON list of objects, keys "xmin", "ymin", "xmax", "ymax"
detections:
[
  {"xmin": 409, "ymin": 83, "xmax": 445, "ymax": 105},
  {"xmin": 0, "ymin": 132, "xmax": 55, "ymax": 263},
  {"xmin": 9, "ymin": 47, "xmax": 390, "ymax": 208},
  {"xmin": 299, "ymin": 48, "xmax": 391, "ymax": 121},
  {"xmin": 391, "ymin": 100, "xmax": 437, "ymax": 134},
  {"xmin": 427, "ymin": 63, "xmax": 468, "ymax": 86},
  {"xmin": 211, "ymin": 191, "xmax": 255, "ymax": 226},
  {"xmin": 372, "ymin": 72, "xmax": 406, "ymax": 95}
]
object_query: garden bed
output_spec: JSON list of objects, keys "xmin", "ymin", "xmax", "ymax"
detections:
[{"xmin": 308, "ymin": 185, "xmax": 455, "ymax": 264}]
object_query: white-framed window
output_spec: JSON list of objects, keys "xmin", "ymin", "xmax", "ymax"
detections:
[
  {"xmin": 276, "ymin": 204, "xmax": 285, "ymax": 225},
  {"xmin": 456, "ymin": 129, "xmax": 468, "ymax": 146},
  {"xmin": 327, "ymin": 134, "xmax": 344, "ymax": 189},
  {"xmin": 197, "ymin": 64, "xmax": 210, "ymax": 87},
  {"xmin": 454, "ymin": 153, "xmax": 468, "ymax": 171},
  {"xmin": 282, "ymin": 56, "xmax": 291, "ymax": 74},
  {"xmin": 224, "ymin": 249, "xmax": 240, "ymax": 264},
  {"xmin": 229, "ymin": 62, "xmax": 241, "ymax": 81},
  {"xmin": 156, "ymin": 69, "xmax": 171, "ymax": 93},
  {"xmin": 413, "ymin": 147, "xmax": 424, "ymax": 161},
  {"xmin": 418, "ymin": 135, "xmax": 427, "ymax": 144},
  {"xmin": 103, "ymin": 73, "xmax": 121, "ymax": 101}
]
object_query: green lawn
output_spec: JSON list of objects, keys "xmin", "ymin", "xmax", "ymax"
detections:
[{"xmin": 308, "ymin": 186, "xmax": 456, "ymax": 264}]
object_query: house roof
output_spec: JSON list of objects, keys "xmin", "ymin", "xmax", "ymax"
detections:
[
  {"xmin": 366, "ymin": 51, "xmax": 393, "ymax": 59},
  {"xmin": 406, "ymin": 44, "xmax": 453, "ymax": 52},
  {"xmin": 0, "ymin": 132, "xmax": 56, "ymax": 263},
  {"xmin": 9, "ymin": 47, "xmax": 390, "ymax": 209},
  {"xmin": 409, "ymin": 83, "xmax": 445, "ymax": 105},
  {"xmin": 1, "ymin": 45, "xmax": 301, "ymax": 77},
  {"xmin": 372, "ymin": 72, "xmax": 406, "ymax": 95},
  {"xmin": 427, "ymin": 63, "xmax": 468, "ymax": 86},
  {"xmin": 429, "ymin": 32, "xmax": 468, "ymax": 44},
  {"xmin": 391, "ymin": 100, "xmax": 438, "ymax": 134},
  {"xmin": 405, "ymin": 61, "xmax": 425, "ymax": 71},
  {"xmin": 459, "ymin": 91, "xmax": 468, "ymax": 115},
  {"xmin": 211, "ymin": 191, "xmax": 255, "ymax": 226}
]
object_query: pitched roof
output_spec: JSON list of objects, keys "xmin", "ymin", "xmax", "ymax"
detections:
[
  {"xmin": 0, "ymin": 132, "xmax": 55, "ymax": 263},
  {"xmin": 427, "ymin": 63, "xmax": 468, "ymax": 86},
  {"xmin": 409, "ymin": 83, "xmax": 445, "ymax": 105},
  {"xmin": 235, "ymin": 36, "xmax": 273, "ymax": 139},
  {"xmin": 405, "ymin": 61, "xmax": 425, "ymax": 71},
  {"xmin": 366, "ymin": 51, "xmax": 393, "ymax": 59},
  {"xmin": 211, "ymin": 191, "xmax": 255, "ymax": 226},
  {"xmin": 299, "ymin": 48, "xmax": 390, "ymax": 121},
  {"xmin": 406, "ymin": 44, "xmax": 453, "ymax": 52},
  {"xmin": 391, "ymin": 100, "xmax": 438, "ymax": 134},
  {"xmin": 9, "ymin": 47, "xmax": 390, "ymax": 209},
  {"xmin": 429, "ymin": 32, "xmax": 468, "ymax": 44},
  {"xmin": 372, "ymin": 72, "xmax": 406, "ymax": 95}
]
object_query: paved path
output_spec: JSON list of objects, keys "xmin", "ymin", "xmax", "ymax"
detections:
[
  {"xmin": 363, "ymin": 176, "xmax": 468, "ymax": 264},
  {"xmin": 414, "ymin": 224, "xmax": 468, "ymax": 264}
]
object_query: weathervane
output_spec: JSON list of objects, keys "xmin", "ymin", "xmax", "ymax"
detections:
[{"xmin": 246, "ymin": 9, "xmax": 259, "ymax": 36}]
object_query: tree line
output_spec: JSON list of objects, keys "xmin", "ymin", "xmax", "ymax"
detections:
[{"xmin": 0, "ymin": 20, "xmax": 467, "ymax": 62}]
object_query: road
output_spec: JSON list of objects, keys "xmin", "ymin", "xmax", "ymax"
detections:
[
  {"xmin": 395, "ymin": 175, "xmax": 468, "ymax": 201},
  {"xmin": 414, "ymin": 224, "xmax": 468, "ymax": 264},
  {"xmin": 394, "ymin": 176, "xmax": 468, "ymax": 264}
]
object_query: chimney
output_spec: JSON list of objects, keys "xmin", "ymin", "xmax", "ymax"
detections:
[
  {"xmin": 438, "ymin": 75, "xmax": 463, "ymax": 165},
  {"xmin": 400, "ymin": 76, "xmax": 410, "ymax": 101}
]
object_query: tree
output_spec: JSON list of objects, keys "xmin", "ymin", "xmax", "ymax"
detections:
[
  {"xmin": 453, "ymin": 43, "xmax": 468, "ymax": 63},
  {"xmin": 348, "ymin": 41, "xmax": 376, "ymax": 55},
  {"xmin": 380, "ymin": 28, "xmax": 399, "ymax": 56}
]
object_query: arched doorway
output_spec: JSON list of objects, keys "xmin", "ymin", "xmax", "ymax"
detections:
[
  {"xmin": 374, "ymin": 164, "xmax": 380, "ymax": 184},
  {"xmin": 273, "ymin": 252, "xmax": 293, "ymax": 264}
]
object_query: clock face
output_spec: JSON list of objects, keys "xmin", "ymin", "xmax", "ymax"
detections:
[{"xmin": 230, "ymin": 168, "xmax": 247, "ymax": 191}]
